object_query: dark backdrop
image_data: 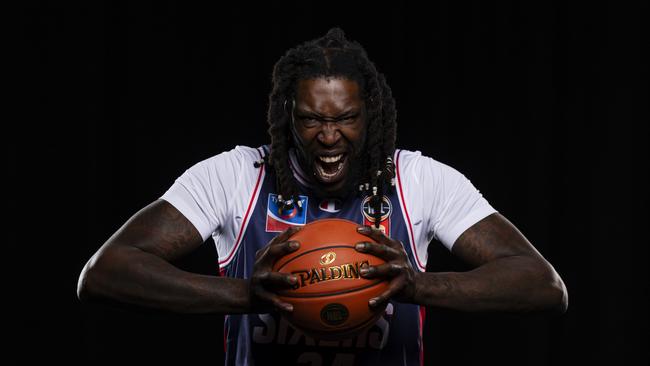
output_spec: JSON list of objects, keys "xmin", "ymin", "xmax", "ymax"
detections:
[{"xmin": 14, "ymin": 1, "xmax": 648, "ymax": 365}]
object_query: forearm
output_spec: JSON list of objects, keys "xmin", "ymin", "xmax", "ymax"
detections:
[
  {"xmin": 78, "ymin": 245, "xmax": 251, "ymax": 314},
  {"xmin": 412, "ymin": 255, "xmax": 567, "ymax": 312}
]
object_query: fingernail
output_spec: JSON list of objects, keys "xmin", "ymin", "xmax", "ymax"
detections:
[
  {"xmin": 355, "ymin": 243, "xmax": 366, "ymax": 251},
  {"xmin": 369, "ymin": 298, "xmax": 377, "ymax": 307},
  {"xmin": 285, "ymin": 303, "xmax": 294, "ymax": 312},
  {"xmin": 289, "ymin": 241, "xmax": 299, "ymax": 249},
  {"xmin": 288, "ymin": 275, "xmax": 297, "ymax": 284},
  {"xmin": 357, "ymin": 226, "xmax": 370, "ymax": 233},
  {"xmin": 359, "ymin": 267, "xmax": 369, "ymax": 275}
]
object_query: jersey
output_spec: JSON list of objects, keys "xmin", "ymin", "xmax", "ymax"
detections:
[{"xmin": 160, "ymin": 145, "xmax": 497, "ymax": 366}]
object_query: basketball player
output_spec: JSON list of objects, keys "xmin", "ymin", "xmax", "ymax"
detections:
[{"xmin": 78, "ymin": 28, "xmax": 568, "ymax": 365}]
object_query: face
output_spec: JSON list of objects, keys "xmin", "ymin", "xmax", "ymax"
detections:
[{"xmin": 291, "ymin": 77, "xmax": 367, "ymax": 196}]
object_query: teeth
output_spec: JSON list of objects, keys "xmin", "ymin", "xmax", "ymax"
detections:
[
  {"xmin": 316, "ymin": 162, "xmax": 343, "ymax": 178},
  {"xmin": 319, "ymin": 154, "xmax": 343, "ymax": 163}
]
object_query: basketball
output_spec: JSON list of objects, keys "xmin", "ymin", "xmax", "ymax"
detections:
[{"xmin": 272, "ymin": 218, "xmax": 389, "ymax": 339}]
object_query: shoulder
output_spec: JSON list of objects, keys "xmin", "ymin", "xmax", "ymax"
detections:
[
  {"xmin": 198, "ymin": 145, "xmax": 266, "ymax": 168},
  {"xmin": 185, "ymin": 145, "xmax": 268, "ymax": 179},
  {"xmin": 174, "ymin": 145, "xmax": 267, "ymax": 189},
  {"xmin": 395, "ymin": 148, "xmax": 461, "ymax": 181}
]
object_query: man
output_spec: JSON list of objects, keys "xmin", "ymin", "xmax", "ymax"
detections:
[{"xmin": 78, "ymin": 28, "xmax": 567, "ymax": 365}]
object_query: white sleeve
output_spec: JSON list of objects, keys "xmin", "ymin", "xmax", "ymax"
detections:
[
  {"xmin": 159, "ymin": 146, "xmax": 256, "ymax": 242},
  {"xmin": 398, "ymin": 150, "xmax": 497, "ymax": 254}
]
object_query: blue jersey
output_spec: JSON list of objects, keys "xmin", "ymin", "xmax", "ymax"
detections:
[
  {"xmin": 161, "ymin": 145, "xmax": 496, "ymax": 366},
  {"xmin": 222, "ymin": 146, "xmax": 423, "ymax": 366}
]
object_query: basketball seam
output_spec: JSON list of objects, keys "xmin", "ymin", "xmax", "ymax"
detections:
[
  {"xmin": 275, "ymin": 244, "xmax": 363, "ymax": 271},
  {"xmin": 279, "ymin": 280, "xmax": 385, "ymax": 298}
]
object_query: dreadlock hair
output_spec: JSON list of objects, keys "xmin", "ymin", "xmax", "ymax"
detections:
[{"xmin": 259, "ymin": 27, "xmax": 398, "ymax": 229}]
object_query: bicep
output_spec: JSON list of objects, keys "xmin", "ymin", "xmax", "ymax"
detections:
[
  {"xmin": 451, "ymin": 213, "xmax": 543, "ymax": 268},
  {"xmin": 107, "ymin": 199, "xmax": 204, "ymax": 261}
]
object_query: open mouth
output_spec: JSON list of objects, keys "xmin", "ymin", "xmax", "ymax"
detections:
[{"xmin": 314, "ymin": 153, "xmax": 347, "ymax": 183}]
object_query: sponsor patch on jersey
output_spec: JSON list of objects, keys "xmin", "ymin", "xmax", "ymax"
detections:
[
  {"xmin": 361, "ymin": 195, "xmax": 392, "ymax": 236},
  {"xmin": 266, "ymin": 193, "xmax": 308, "ymax": 232},
  {"xmin": 318, "ymin": 198, "xmax": 342, "ymax": 213}
]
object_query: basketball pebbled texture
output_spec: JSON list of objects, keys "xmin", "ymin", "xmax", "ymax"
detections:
[{"xmin": 272, "ymin": 219, "xmax": 389, "ymax": 339}]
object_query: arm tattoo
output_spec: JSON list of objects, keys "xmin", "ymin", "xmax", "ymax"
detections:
[
  {"xmin": 117, "ymin": 199, "xmax": 204, "ymax": 261},
  {"xmin": 452, "ymin": 213, "xmax": 538, "ymax": 268}
]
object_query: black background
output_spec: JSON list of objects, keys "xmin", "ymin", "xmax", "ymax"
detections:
[{"xmin": 13, "ymin": 1, "xmax": 648, "ymax": 365}]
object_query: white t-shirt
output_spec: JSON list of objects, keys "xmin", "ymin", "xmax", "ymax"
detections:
[{"xmin": 161, "ymin": 145, "xmax": 496, "ymax": 270}]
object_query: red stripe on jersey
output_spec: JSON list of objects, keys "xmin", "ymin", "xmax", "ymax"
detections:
[
  {"xmin": 219, "ymin": 148, "xmax": 265, "ymax": 266},
  {"xmin": 419, "ymin": 306, "xmax": 426, "ymax": 366},
  {"xmin": 395, "ymin": 150, "xmax": 426, "ymax": 271}
]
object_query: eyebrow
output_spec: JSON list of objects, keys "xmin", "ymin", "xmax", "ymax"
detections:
[{"xmin": 294, "ymin": 108, "xmax": 360, "ymax": 119}]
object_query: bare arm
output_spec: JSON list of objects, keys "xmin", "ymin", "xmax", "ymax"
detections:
[
  {"xmin": 413, "ymin": 213, "xmax": 568, "ymax": 312},
  {"xmin": 356, "ymin": 213, "xmax": 568, "ymax": 313},
  {"xmin": 77, "ymin": 199, "xmax": 251, "ymax": 314}
]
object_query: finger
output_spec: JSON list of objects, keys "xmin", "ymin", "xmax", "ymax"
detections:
[
  {"xmin": 255, "ymin": 287, "xmax": 294, "ymax": 312},
  {"xmin": 355, "ymin": 242, "xmax": 401, "ymax": 260},
  {"xmin": 255, "ymin": 246, "xmax": 268, "ymax": 261},
  {"xmin": 256, "ymin": 226, "xmax": 301, "ymax": 261},
  {"xmin": 359, "ymin": 263, "xmax": 403, "ymax": 279},
  {"xmin": 356, "ymin": 226, "xmax": 399, "ymax": 248},
  {"xmin": 257, "ymin": 271, "xmax": 298, "ymax": 289},
  {"xmin": 269, "ymin": 240, "xmax": 300, "ymax": 261},
  {"xmin": 270, "ymin": 226, "xmax": 302, "ymax": 246},
  {"xmin": 368, "ymin": 281, "xmax": 403, "ymax": 309},
  {"xmin": 257, "ymin": 240, "xmax": 300, "ymax": 266}
]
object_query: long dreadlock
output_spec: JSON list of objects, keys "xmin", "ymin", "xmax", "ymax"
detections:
[{"xmin": 257, "ymin": 28, "xmax": 398, "ymax": 229}]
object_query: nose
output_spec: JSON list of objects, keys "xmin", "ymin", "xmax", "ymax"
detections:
[{"xmin": 317, "ymin": 121, "xmax": 341, "ymax": 146}]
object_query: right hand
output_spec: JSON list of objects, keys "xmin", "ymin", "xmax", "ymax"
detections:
[{"xmin": 249, "ymin": 226, "xmax": 302, "ymax": 313}]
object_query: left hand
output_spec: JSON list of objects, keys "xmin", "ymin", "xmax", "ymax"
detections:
[{"xmin": 355, "ymin": 225, "xmax": 419, "ymax": 308}]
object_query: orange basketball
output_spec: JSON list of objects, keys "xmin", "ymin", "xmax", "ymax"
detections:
[{"xmin": 272, "ymin": 218, "xmax": 388, "ymax": 339}]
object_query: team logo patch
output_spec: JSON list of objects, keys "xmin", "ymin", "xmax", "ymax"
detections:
[
  {"xmin": 318, "ymin": 198, "xmax": 342, "ymax": 213},
  {"xmin": 361, "ymin": 195, "xmax": 392, "ymax": 236},
  {"xmin": 266, "ymin": 193, "xmax": 308, "ymax": 232}
]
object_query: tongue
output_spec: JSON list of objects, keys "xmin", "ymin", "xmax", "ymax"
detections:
[{"xmin": 320, "ymin": 161, "xmax": 340, "ymax": 174}]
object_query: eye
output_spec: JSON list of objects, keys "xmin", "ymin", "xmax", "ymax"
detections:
[
  {"xmin": 299, "ymin": 117, "xmax": 320, "ymax": 128},
  {"xmin": 338, "ymin": 115, "xmax": 358, "ymax": 125}
]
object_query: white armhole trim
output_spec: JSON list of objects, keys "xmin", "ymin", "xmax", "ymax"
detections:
[
  {"xmin": 395, "ymin": 149, "xmax": 427, "ymax": 272},
  {"xmin": 217, "ymin": 147, "xmax": 267, "ymax": 268}
]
